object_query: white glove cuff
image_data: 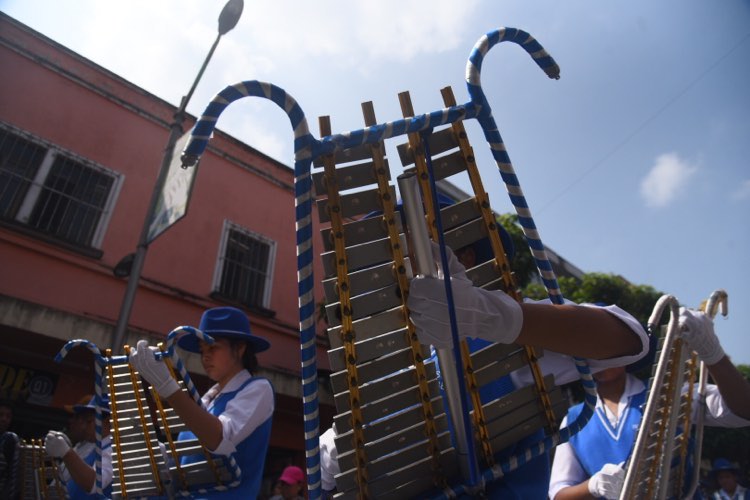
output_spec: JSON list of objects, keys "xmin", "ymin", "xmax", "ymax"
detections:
[
  {"xmin": 480, "ymin": 289, "xmax": 523, "ymax": 344},
  {"xmin": 155, "ymin": 378, "xmax": 180, "ymax": 399},
  {"xmin": 587, "ymin": 475, "xmax": 601, "ymax": 497},
  {"xmin": 698, "ymin": 342, "xmax": 725, "ymax": 366}
]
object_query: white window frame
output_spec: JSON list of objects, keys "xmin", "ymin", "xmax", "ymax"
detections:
[{"xmin": 212, "ymin": 219, "xmax": 277, "ymax": 310}]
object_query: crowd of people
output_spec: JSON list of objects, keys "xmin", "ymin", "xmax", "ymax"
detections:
[{"xmin": 2, "ymin": 239, "xmax": 749, "ymax": 498}]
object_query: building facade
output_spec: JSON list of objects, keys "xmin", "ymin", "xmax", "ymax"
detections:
[{"xmin": 0, "ymin": 12, "xmax": 334, "ymax": 492}]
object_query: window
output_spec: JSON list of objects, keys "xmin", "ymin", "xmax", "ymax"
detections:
[
  {"xmin": 0, "ymin": 122, "xmax": 121, "ymax": 249},
  {"xmin": 213, "ymin": 220, "xmax": 276, "ymax": 313}
]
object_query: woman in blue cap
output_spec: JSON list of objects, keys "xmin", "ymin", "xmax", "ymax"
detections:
[
  {"xmin": 44, "ymin": 394, "xmax": 112, "ymax": 499},
  {"xmin": 710, "ymin": 458, "xmax": 747, "ymax": 500},
  {"xmin": 130, "ymin": 306, "xmax": 274, "ymax": 499}
]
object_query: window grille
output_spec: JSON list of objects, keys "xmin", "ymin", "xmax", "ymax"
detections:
[
  {"xmin": 0, "ymin": 123, "xmax": 120, "ymax": 248},
  {"xmin": 214, "ymin": 221, "xmax": 276, "ymax": 311}
]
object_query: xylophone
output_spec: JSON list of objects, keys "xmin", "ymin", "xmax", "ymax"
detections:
[
  {"xmin": 54, "ymin": 330, "xmax": 243, "ymax": 499},
  {"xmin": 181, "ymin": 27, "xmax": 600, "ymax": 498},
  {"xmin": 620, "ymin": 290, "xmax": 728, "ymax": 500}
]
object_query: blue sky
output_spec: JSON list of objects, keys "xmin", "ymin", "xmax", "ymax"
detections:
[{"xmin": 3, "ymin": 0, "xmax": 749, "ymax": 364}]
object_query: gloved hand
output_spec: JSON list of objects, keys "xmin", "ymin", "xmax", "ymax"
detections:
[
  {"xmin": 129, "ymin": 340, "xmax": 180, "ymax": 398},
  {"xmin": 678, "ymin": 307, "xmax": 725, "ymax": 365},
  {"xmin": 44, "ymin": 430, "xmax": 71, "ymax": 458},
  {"xmin": 587, "ymin": 462, "xmax": 625, "ymax": 499},
  {"xmin": 407, "ymin": 243, "xmax": 522, "ymax": 348}
]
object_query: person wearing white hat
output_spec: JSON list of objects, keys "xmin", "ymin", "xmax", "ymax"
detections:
[{"xmin": 548, "ymin": 309, "xmax": 750, "ymax": 500}]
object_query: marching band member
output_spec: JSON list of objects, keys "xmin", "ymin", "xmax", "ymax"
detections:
[
  {"xmin": 710, "ymin": 458, "xmax": 748, "ymax": 500},
  {"xmin": 548, "ymin": 309, "xmax": 750, "ymax": 500},
  {"xmin": 44, "ymin": 394, "xmax": 112, "ymax": 499},
  {"xmin": 130, "ymin": 306, "xmax": 274, "ymax": 499},
  {"xmin": 269, "ymin": 465, "xmax": 306, "ymax": 500},
  {"xmin": 322, "ymin": 234, "xmax": 650, "ymax": 498},
  {"xmin": 406, "ymin": 241, "xmax": 650, "ymax": 498}
]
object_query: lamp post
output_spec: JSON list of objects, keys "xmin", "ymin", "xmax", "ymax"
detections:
[{"xmin": 111, "ymin": 0, "xmax": 244, "ymax": 351}]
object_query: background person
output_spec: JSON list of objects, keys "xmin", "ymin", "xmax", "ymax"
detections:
[
  {"xmin": 710, "ymin": 458, "xmax": 747, "ymax": 500},
  {"xmin": 44, "ymin": 394, "xmax": 112, "ymax": 499},
  {"xmin": 269, "ymin": 465, "xmax": 305, "ymax": 500}
]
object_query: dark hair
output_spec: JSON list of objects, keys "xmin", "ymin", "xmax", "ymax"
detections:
[
  {"xmin": 0, "ymin": 399, "xmax": 13, "ymax": 412},
  {"xmin": 230, "ymin": 339, "xmax": 258, "ymax": 373}
]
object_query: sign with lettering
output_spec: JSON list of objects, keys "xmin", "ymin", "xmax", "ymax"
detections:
[{"xmin": 0, "ymin": 362, "xmax": 58, "ymax": 406}]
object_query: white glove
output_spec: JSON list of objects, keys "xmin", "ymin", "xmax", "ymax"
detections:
[
  {"xmin": 678, "ymin": 307, "xmax": 725, "ymax": 365},
  {"xmin": 44, "ymin": 430, "xmax": 71, "ymax": 458},
  {"xmin": 588, "ymin": 462, "xmax": 625, "ymax": 499},
  {"xmin": 129, "ymin": 340, "xmax": 180, "ymax": 398},
  {"xmin": 407, "ymin": 244, "xmax": 522, "ymax": 348}
]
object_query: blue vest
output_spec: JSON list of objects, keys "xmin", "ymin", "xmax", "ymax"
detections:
[
  {"xmin": 178, "ymin": 377, "xmax": 274, "ymax": 499},
  {"xmin": 66, "ymin": 439, "xmax": 112, "ymax": 500},
  {"xmin": 568, "ymin": 388, "xmax": 647, "ymax": 477}
]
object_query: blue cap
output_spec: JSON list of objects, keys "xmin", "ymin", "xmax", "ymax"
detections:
[
  {"xmin": 71, "ymin": 393, "xmax": 110, "ymax": 416},
  {"xmin": 177, "ymin": 306, "xmax": 271, "ymax": 354},
  {"xmin": 712, "ymin": 458, "xmax": 739, "ymax": 474}
]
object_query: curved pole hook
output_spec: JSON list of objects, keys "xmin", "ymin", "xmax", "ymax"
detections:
[
  {"xmin": 180, "ymin": 81, "xmax": 324, "ymax": 497},
  {"xmin": 466, "ymin": 28, "xmax": 562, "ymax": 304}
]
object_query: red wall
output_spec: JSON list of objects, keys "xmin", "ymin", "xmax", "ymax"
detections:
[{"xmin": 0, "ymin": 17, "xmax": 330, "ymax": 377}]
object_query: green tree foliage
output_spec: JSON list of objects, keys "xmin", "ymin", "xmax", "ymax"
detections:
[{"xmin": 523, "ymin": 272, "xmax": 663, "ymax": 325}]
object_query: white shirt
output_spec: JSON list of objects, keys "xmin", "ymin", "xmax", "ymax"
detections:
[
  {"xmin": 548, "ymin": 374, "xmax": 750, "ymax": 499},
  {"xmin": 200, "ymin": 370, "xmax": 274, "ymax": 456},
  {"xmin": 319, "ymin": 426, "xmax": 340, "ymax": 491}
]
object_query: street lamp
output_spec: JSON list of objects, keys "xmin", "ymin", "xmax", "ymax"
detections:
[{"xmin": 111, "ymin": 0, "xmax": 244, "ymax": 350}]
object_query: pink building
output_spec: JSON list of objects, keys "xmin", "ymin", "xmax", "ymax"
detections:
[{"xmin": 0, "ymin": 12, "xmax": 333, "ymax": 485}]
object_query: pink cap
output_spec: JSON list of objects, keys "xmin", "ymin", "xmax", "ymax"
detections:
[{"xmin": 279, "ymin": 465, "xmax": 304, "ymax": 485}]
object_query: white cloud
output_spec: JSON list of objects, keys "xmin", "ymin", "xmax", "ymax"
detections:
[
  {"xmin": 730, "ymin": 179, "xmax": 750, "ymax": 201},
  {"xmin": 232, "ymin": 0, "xmax": 481, "ymax": 70},
  {"xmin": 639, "ymin": 152, "xmax": 698, "ymax": 208}
]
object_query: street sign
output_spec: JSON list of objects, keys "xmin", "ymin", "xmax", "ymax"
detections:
[{"xmin": 147, "ymin": 130, "xmax": 199, "ymax": 243}]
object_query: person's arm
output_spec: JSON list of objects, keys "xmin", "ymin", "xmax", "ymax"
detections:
[
  {"xmin": 704, "ymin": 355, "xmax": 750, "ymax": 420},
  {"xmin": 518, "ymin": 303, "xmax": 642, "ymax": 360},
  {"xmin": 554, "ymin": 482, "xmax": 597, "ymax": 500},
  {"xmin": 679, "ymin": 308, "xmax": 750, "ymax": 420},
  {"xmin": 165, "ymin": 390, "xmax": 224, "ymax": 450},
  {"xmin": 408, "ymin": 244, "xmax": 646, "ymax": 361},
  {"xmin": 169, "ymin": 379, "xmax": 274, "ymax": 455},
  {"xmin": 129, "ymin": 340, "xmax": 224, "ymax": 450},
  {"xmin": 548, "ymin": 417, "xmax": 593, "ymax": 500},
  {"xmin": 554, "ymin": 463, "xmax": 626, "ymax": 500},
  {"xmin": 60, "ymin": 447, "xmax": 96, "ymax": 493}
]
